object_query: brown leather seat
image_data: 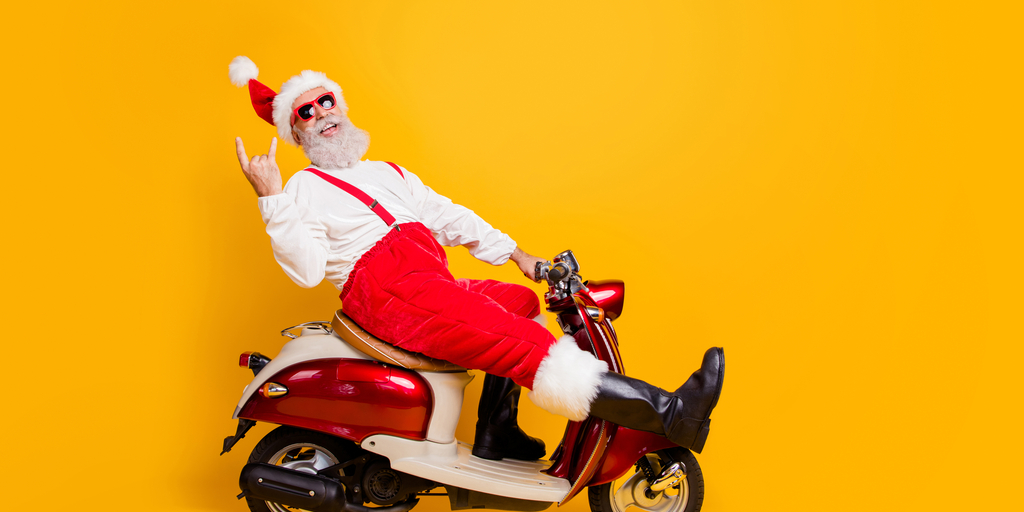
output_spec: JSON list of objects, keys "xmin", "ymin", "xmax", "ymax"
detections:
[{"xmin": 331, "ymin": 310, "xmax": 466, "ymax": 372}]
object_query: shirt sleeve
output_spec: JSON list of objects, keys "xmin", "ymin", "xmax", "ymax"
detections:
[
  {"xmin": 400, "ymin": 166, "xmax": 517, "ymax": 265},
  {"xmin": 257, "ymin": 180, "xmax": 331, "ymax": 288}
]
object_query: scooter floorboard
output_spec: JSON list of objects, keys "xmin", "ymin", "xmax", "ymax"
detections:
[{"xmin": 362, "ymin": 435, "xmax": 571, "ymax": 502}]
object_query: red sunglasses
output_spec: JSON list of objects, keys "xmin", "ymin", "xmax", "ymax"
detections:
[{"xmin": 291, "ymin": 92, "xmax": 338, "ymax": 124}]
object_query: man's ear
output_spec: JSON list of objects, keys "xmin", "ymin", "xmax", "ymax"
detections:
[{"xmin": 292, "ymin": 128, "xmax": 302, "ymax": 146}]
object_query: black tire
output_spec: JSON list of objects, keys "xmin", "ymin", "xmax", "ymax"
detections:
[
  {"xmin": 588, "ymin": 448, "xmax": 703, "ymax": 512},
  {"xmin": 245, "ymin": 426, "xmax": 361, "ymax": 512}
]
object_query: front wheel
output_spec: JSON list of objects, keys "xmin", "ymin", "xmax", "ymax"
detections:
[{"xmin": 588, "ymin": 448, "xmax": 703, "ymax": 512}]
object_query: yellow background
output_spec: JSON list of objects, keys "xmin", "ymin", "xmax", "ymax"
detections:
[{"xmin": 1, "ymin": 1, "xmax": 1020, "ymax": 510}]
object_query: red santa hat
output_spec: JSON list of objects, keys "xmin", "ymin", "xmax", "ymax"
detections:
[{"xmin": 229, "ymin": 56, "xmax": 347, "ymax": 146}]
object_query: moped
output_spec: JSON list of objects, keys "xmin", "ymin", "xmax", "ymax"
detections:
[{"xmin": 222, "ymin": 250, "xmax": 705, "ymax": 512}]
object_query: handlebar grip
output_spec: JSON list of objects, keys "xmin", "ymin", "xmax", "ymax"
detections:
[{"xmin": 547, "ymin": 263, "xmax": 570, "ymax": 282}]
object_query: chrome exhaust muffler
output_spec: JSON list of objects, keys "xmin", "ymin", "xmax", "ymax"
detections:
[
  {"xmin": 239, "ymin": 463, "xmax": 346, "ymax": 512},
  {"xmin": 239, "ymin": 463, "xmax": 420, "ymax": 512}
]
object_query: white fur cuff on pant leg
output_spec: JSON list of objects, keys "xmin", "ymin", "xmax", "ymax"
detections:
[
  {"xmin": 528, "ymin": 335, "xmax": 609, "ymax": 421},
  {"xmin": 532, "ymin": 314, "xmax": 547, "ymax": 327}
]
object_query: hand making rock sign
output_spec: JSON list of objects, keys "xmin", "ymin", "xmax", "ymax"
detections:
[{"xmin": 235, "ymin": 136, "xmax": 283, "ymax": 197}]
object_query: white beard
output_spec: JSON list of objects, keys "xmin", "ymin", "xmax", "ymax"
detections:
[{"xmin": 296, "ymin": 114, "xmax": 370, "ymax": 169}]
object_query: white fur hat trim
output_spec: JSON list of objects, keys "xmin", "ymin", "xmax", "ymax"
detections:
[
  {"xmin": 528, "ymin": 335, "xmax": 609, "ymax": 421},
  {"xmin": 272, "ymin": 70, "xmax": 346, "ymax": 146}
]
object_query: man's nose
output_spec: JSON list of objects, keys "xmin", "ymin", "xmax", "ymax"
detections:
[{"xmin": 314, "ymin": 104, "xmax": 330, "ymax": 119}]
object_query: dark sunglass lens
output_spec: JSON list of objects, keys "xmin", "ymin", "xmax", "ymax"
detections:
[
  {"xmin": 318, "ymin": 94, "xmax": 335, "ymax": 109},
  {"xmin": 298, "ymin": 104, "xmax": 315, "ymax": 120}
]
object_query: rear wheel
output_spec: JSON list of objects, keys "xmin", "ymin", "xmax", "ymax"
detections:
[
  {"xmin": 588, "ymin": 448, "xmax": 703, "ymax": 512},
  {"xmin": 245, "ymin": 426, "xmax": 360, "ymax": 512}
]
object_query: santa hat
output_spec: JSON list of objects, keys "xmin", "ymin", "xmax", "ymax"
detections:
[{"xmin": 229, "ymin": 56, "xmax": 347, "ymax": 146}]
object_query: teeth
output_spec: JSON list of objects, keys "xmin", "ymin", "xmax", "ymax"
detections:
[{"xmin": 320, "ymin": 123, "xmax": 337, "ymax": 133}]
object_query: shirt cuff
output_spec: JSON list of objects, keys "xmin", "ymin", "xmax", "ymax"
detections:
[
  {"xmin": 490, "ymin": 236, "xmax": 518, "ymax": 265},
  {"xmin": 257, "ymin": 193, "xmax": 291, "ymax": 224}
]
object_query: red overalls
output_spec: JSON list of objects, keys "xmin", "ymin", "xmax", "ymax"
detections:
[{"xmin": 309, "ymin": 166, "xmax": 558, "ymax": 390}]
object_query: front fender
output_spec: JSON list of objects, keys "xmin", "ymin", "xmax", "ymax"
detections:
[{"xmin": 587, "ymin": 427, "xmax": 678, "ymax": 486}]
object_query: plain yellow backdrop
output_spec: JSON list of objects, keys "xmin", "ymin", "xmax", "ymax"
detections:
[{"xmin": 1, "ymin": 1, "xmax": 1020, "ymax": 511}]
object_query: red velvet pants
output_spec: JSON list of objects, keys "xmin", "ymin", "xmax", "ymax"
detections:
[{"xmin": 340, "ymin": 223, "xmax": 557, "ymax": 389}]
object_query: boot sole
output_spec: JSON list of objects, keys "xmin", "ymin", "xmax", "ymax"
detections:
[
  {"xmin": 471, "ymin": 445, "xmax": 506, "ymax": 461},
  {"xmin": 690, "ymin": 348, "xmax": 722, "ymax": 454},
  {"xmin": 706, "ymin": 347, "xmax": 725, "ymax": 417},
  {"xmin": 471, "ymin": 442, "xmax": 546, "ymax": 461}
]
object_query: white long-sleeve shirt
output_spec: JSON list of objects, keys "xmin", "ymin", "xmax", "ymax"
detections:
[{"xmin": 257, "ymin": 160, "xmax": 518, "ymax": 290}]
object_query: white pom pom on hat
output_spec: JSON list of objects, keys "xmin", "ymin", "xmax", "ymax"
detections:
[
  {"xmin": 228, "ymin": 55, "xmax": 347, "ymax": 146},
  {"xmin": 229, "ymin": 56, "xmax": 259, "ymax": 87}
]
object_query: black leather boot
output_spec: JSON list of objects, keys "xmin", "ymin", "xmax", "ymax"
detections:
[
  {"xmin": 588, "ymin": 347, "xmax": 724, "ymax": 453},
  {"xmin": 471, "ymin": 374, "xmax": 547, "ymax": 461}
]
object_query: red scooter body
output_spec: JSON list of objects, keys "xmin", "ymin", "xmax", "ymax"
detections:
[
  {"xmin": 229, "ymin": 251, "xmax": 700, "ymax": 511},
  {"xmin": 237, "ymin": 359, "xmax": 434, "ymax": 442}
]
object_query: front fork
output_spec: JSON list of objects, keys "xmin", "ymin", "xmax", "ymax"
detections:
[{"xmin": 635, "ymin": 451, "xmax": 687, "ymax": 499}]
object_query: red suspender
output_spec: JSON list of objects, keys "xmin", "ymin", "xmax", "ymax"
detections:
[
  {"xmin": 385, "ymin": 161, "xmax": 404, "ymax": 178},
  {"xmin": 304, "ymin": 168, "xmax": 398, "ymax": 228}
]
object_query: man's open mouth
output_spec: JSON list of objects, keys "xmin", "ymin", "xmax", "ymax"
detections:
[{"xmin": 320, "ymin": 123, "xmax": 338, "ymax": 136}]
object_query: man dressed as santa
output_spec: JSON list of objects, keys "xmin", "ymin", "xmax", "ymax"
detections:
[{"xmin": 229, "ymin": 56, "xmax": 725, "ymax": 460}]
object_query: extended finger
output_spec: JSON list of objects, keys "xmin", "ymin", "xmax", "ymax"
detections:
[
  {"xmin": 235, "ymin": 137, "xmax": 250, "ymax": 171},
  {"xmin": 268, "ymin": 137, "xmax": 278, "ymax": 160}
]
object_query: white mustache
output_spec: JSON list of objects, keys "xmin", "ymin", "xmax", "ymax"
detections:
[{"xmin": 313, "ymin": 115, "xmax": 344, "ymax": 135}]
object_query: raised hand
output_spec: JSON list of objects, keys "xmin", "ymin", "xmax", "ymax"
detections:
[{"xmin": 235, "ymin": 137, "xmax": 284, "ymax": 197}]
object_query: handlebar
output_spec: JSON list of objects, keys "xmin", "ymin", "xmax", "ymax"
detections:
[
  {"xmin": 547, "ymin": 262, "xmax": 571, "ymax": 282},
  {"xmin": 534, "ymin": 260, "xmax": 569, "ymax": 283},
  {"xmin": 537, "ymin": 250, "xmax": 586, "ymax": 304}
]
